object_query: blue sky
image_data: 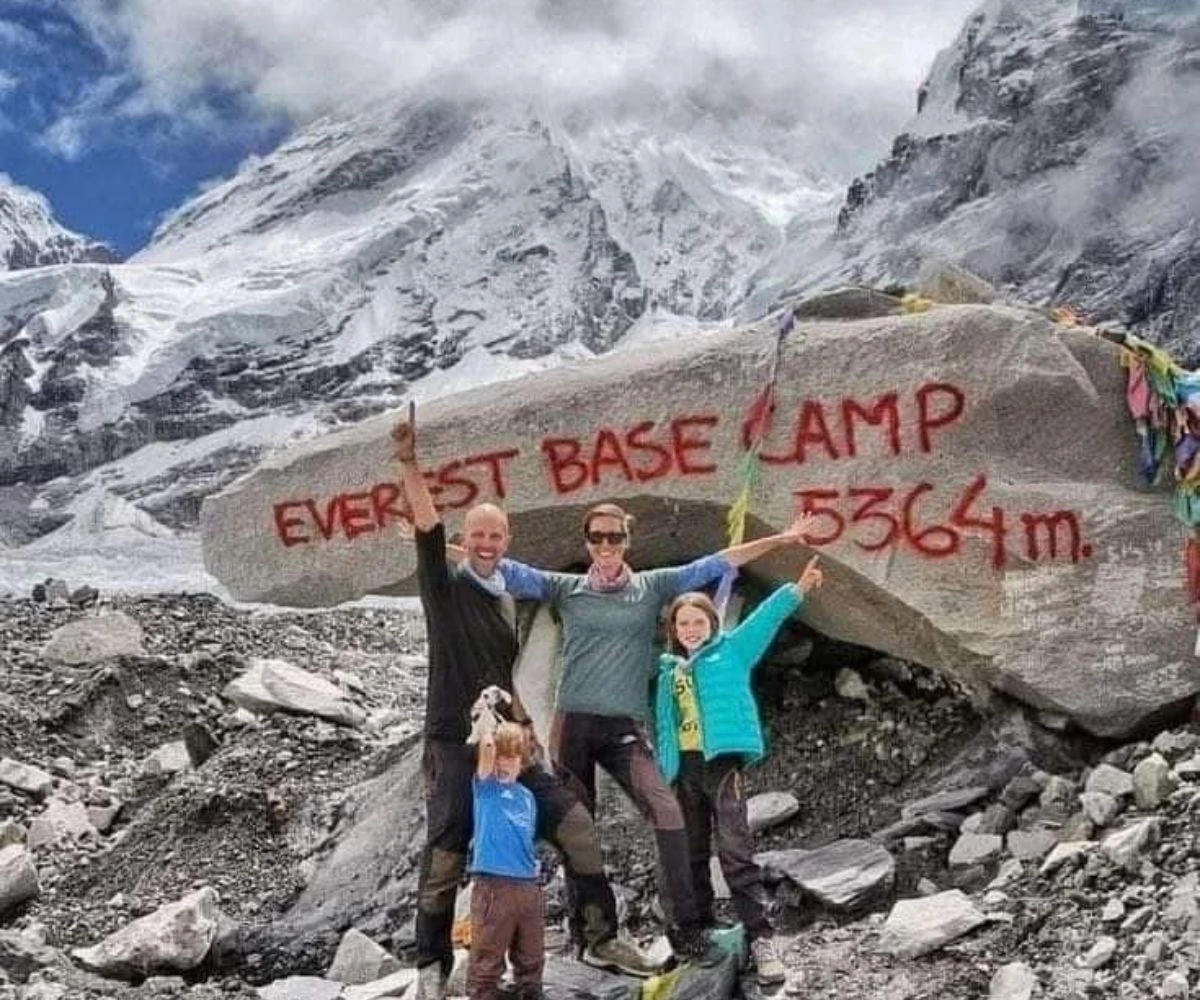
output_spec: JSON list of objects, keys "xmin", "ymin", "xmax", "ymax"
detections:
[
  {"xmin": 0, "ymin": 1, "xmax": 285, "ymax": 257},
  {"xmin": 0, "ymin": 0, "xmax": 978, "ymax": 260}
]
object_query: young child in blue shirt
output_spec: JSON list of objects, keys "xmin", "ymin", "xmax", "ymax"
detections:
[
  {"xmin": 467, "ymin": 721, "xmax": 543, "ymax": 1000},
  {"xmin": 654, "ymin": 556, "xmax": 824, "ymax": 987}
]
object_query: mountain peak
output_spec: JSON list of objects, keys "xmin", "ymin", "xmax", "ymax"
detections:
[{"xmin": 0, "ymin": 178, "xmax": 117, "ymax": 271}]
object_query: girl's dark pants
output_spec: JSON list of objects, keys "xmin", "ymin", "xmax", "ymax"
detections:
[{"xmin": 674, "ymin": 750, "xmax": 772, "ymax": 939}]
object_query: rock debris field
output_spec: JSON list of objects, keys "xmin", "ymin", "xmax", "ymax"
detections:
[{"xmin": 2, "ymin": 592, "xmax": 1200, "ymax": 999}]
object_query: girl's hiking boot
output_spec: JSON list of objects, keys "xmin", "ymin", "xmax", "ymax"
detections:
[
  {"xmin": 667, "ymin": 925, "xmax": 725, "ymax": 967},
  {"xmin": 751, "ymin": 936, "xmax": 787, "ymax": 985},
  {"xmin": 582, "ymin": 931, "xmax": 662, "ymax": 977}
]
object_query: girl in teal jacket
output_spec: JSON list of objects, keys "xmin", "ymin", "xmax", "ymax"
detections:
[{"xmin": 654, "ymin": 556, "xmax": 823, "ymax": 986}]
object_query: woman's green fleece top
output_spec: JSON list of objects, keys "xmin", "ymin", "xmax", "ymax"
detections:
[{"xmin": 654, "ymin": 583, "xmax": 804, "ymax": 784}]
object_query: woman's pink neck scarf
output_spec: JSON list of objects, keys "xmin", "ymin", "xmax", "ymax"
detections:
[{"xmin": 586, "ymin": 561, "xmax": 632, "ymax": 592}]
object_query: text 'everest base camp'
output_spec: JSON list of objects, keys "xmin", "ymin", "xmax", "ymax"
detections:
[{"xmin": 201, "ymin": 301, "xmax": 1196, "ymax": 741}]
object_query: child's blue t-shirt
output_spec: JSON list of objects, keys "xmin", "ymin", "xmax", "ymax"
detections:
[{"xmin": 470, "ymin": 776, "xmax": 538, "ymax": 880}]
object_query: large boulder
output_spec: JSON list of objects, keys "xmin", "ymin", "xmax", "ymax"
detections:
[
  {"xmin": 223, "ymin": 658, "xmax": 365, "ymax": 729},
  {"xmin": 200, "ymin": 304, "xmax": 1197, "ymax": 737}
]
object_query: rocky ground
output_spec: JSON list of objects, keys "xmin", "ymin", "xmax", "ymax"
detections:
[{"xmin": 1, "ymin": 591, "xmax": 1199, "ymax": 999}]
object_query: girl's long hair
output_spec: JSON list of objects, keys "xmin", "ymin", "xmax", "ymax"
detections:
[{"xmin": 665, "ymin": 591, "xmax": 721, "ymax": 656}]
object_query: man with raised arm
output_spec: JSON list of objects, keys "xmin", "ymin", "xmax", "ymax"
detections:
[{"xmin": 394, "ymin": 411, "xmax": 659, "ymax": 1000}]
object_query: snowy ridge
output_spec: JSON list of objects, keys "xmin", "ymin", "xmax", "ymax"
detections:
[{"xmin": 0, "ymin": 177, "xmax": 115, "ymax": 271}]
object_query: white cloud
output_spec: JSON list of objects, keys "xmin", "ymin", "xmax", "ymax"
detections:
[
  {"xmin": 0, "ymin": 69, "xmax": 16, "ymax": 97},
  {"xmin": 55, "ymin": 0, "xmax": 982, "ymax": 175}
]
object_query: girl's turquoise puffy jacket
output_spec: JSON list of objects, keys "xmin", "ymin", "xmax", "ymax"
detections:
[{"xmin": 654, "ymin": 584, "xmax": 804, "ymax": 784}]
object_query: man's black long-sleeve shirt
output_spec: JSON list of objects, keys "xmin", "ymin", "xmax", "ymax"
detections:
[{"xmin": 416, "ymin": 522, "xmax": 520, "ymax": 743}]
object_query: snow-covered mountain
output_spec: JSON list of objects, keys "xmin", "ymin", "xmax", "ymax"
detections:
[
  {"xmin": 762, "ymin": 0, "xmax": 1200, "ymax": 359},
  {"xmin": 2, "ymin": 0, "xmax": 1198, "ymax": 594},
  {"xmin": 0, "ymin": 178, "xmax": 115, "ymax": 272},
  {"xmin": 0, "ymin": 101, "xmax": 838, "ymax": 570}
]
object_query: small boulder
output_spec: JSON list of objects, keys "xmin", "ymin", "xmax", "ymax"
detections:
[
  {"xmin": 0, "ymin": 759, "xmax": 53, "ymax": 799},
  {"xmin": 758, "ymin": 839, "xmax": 894, "ymax": 911},
  {"xmin": 71, "ymin": 887, "xmax": 222, "ymax": 980},
  {"xmin": 1101, "ymin": 818, "xmax": 1159, "ymax": 872},
  {"xmin": 26, "ymin": 800, "xmax": 96, "ymax": 849},
  {"xmin": 1079, "ymin": 935, "xmax": 1117, "ymax": 970},
  {"xmin": 901, "ymin": 786, "xmax": 989, "ymax": 819},
  {"xmin": 258, "ymin": 976, "xmax": 343, "ymax": 1000},
  {"xmin": 326, "ymin": 928, "xmax": 401, "ymax": 985},
  {"xmin": 949, "ymin": 833, "xmax": 1003, "ymax": 867},
  {"xmin": 990, "ymin": 961, "xmax": 1036, "ymax": 1000},
  {"xmin": 224, "ymin": 658, "xmax": 365, "ymax": 728},
  {"xmin": 1006, "ymin": 830, "xmax": 1057, "ymax": 861},
  {"xmin": 0, "ymin": 845, "xmax": 39, "ymax": 916},
  {"xmin": 746, "ymin": 791, "xmax": 800, "ymax": 834},
  {"xmin": 1132, "ymin": 753, "xmax": 1176, "ymax": 810},
  {"xmin": 879, "ymin": 889, "xmax": 987, "ymax": 958},
  {"xmin": 1079, "ymin": 791, "xmax": 1120, "ymax": 827},
  {"xmin": 1085, "ymin": 763, "xmax": 1134, "ymax": 799},
  {"xmin": 42, "ymin": 612, "xmax": 145, "ymax": 664}
]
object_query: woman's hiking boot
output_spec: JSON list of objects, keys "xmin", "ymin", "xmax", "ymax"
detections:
[{"xmin": 582, "ymin": 930, "xmax": 662, "ymax": 977}]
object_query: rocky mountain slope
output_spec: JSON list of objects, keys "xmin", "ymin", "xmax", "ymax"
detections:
[
  {"xmin": 4, "ymin": 592, "xmax": 1200, "ymax": 999},
  {"xmin": 0, "ymin": 180, "xmax": 115, "ymax": 273},
  {"xmin": 767, "ymin": 0, "xmax": 1200, "ymax": 360}
]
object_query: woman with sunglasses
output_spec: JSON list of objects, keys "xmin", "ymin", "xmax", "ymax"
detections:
[{"xmin": 497, "ymin": 502, "xmax": 813, "ymax": 966}]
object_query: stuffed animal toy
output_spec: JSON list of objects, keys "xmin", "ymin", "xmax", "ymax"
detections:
[{"xmin": 466, "ymin": 685, "xmax": 512, "ymax": 745}]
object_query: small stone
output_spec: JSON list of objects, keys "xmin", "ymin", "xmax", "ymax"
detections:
[
  {"xmin": 1000, "ymin": 775, "xmax": 1042, "ymax": 811},
  {"xmin": 990, "ymin": 961, "xmax": 1036, "ymax": 1000},
  {"xmin": 1059, "ymin": 812, "xmax": 1095, "ymax": 842},
  {"xmin": 1133, "ymin": 754, "xmax": 1177, "ymax": 810},
  {"xmin": 879, "ymin": 889, "xmax": 986, "ymax": 958},
  {"xmin": 1080, "ymin": 791, "xmax": 1120, "ymax": 827},
  {"xmin": 1102, "ymin": 818, "xmax": 1159, "ymax": 872},
  {"xmin": 916, "ymin": 878, "xmax": 939, "ymax": 896},
  {"xmin": 949, "ymin": 833, "xmax": 1003, "ymax": 867},
  {"xmin": 975, "ymin": 803, "xmax": 1017, "ymax": 836},
  {"xmin": 1040, "ymin": 841, "xmax": 1097, "ymax": 875},
  {"xmin": 1152, "ymin": 730, "xmax": 1198, "ymax": 758},
  {"xmin": 1039, "ymin": 775, "xmax": 1077, "ymax": 815},
  {"xmin": 1101, "ymin": 898, "xmax": 1125, "ymax": 922},
  {"xmin": 1161, "ymin": 970, "xmax": 1189, "ymax": 998},
  {"xmin": 0, "ymin": 822, "xmax": 26, "ymax": 848},
  {"xmin": 901, "ymin": 786, "xmax": 989, "ymax": 819},
  {"xmin": 1007, "ymin": 829, "xmax": 1057, "ymax": 861},
  {"xmin": 1080, "ymin": 936, "xmax": 1117, "ymax": 969},
  {"xmin": 1174, "ymin": 754, "xmax": 1200, "ymax": 781},
  {"xmin": 1086, "ymin": 764, "xmax": 1135, "ymax": 799},
  {"xmin": 1145, "ymin": 933, "xmax": 1168, "ymax": 965},
  {"xmin": 834, "ymin": 667, "xmax": 870, "ymax": 702},
  {"xmin": 747, "ymin": 791, "xmax": 801, "ymax": 833},
  {"xmin": 0, "ymin": 759, "xmax": 54, "ymax": 799}
]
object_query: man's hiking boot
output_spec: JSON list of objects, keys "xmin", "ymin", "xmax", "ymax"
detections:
[
  {"xmin": 415, "ymin": 962, "xmax": 446, "ymax": 1000},
  {"xmin": 751, "ymin": 936, "xmax": 787, "ymax": 985},
  {"xmin": 668, "ymin": 925, "xmax": 725, "ymax": 968},
  {"xmin": 582, "ymin": 930, "xmax": 663, "ymax": 977}
]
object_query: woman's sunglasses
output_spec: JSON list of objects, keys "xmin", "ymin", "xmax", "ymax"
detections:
[{"xmin": 585, "ymin": 531, "xmax": 628, "ymax": 545}]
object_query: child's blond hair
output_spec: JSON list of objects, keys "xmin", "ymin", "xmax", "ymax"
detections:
[{"xmin": 493, "ymin": 721, "xmax": 529, "ymax": 761}]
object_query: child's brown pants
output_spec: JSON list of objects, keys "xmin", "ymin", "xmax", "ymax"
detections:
[{"xmin": 467, "ymin": 875, "xmax": 544, "ymax": 1000}]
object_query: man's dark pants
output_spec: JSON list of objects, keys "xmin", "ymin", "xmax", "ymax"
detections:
[
  {"xmin": 551, "ymin": 711, "xmax": 703, "ymax": 931},
  {"xmin": 414, "ymin": 739, "xmax": 617, "ymax": 974},
  {"xmin": 675, "ymin": 751, "xmax": 772, "ymax": 939}
]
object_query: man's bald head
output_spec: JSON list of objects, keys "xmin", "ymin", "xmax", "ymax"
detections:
[{"xmin": 463, "ymin": 503, "xmax": 510, "ymax": 576}]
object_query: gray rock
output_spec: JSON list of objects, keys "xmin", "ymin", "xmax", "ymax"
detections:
[
  {"xmin": 1132, "ymin": 753, "xmax": 1177, "ymax": 810},
  {"xmin": 1101, "ymin": 898, "xmax": 1125, "ymax": 922},
  {"xmin": 1152, "ymin": 730, "xmax": 1199, "ymax": 759},
  {"xmin": 1101, "ymin": 818, "xmax": 1160, "ymax": 872},
  {"xmin": 326, "ymin": 928, "xmax": 401, "ymax": 985},
  {"xmin": 974, "ymin": 803, "xmax": 1017, "ymax": 836},
  {"xmin": 144, "ymin": 741, "xmax": 192, "ymax": 776},
  {"xmin": 0, "ymin": 927, "xmax": 59, "ymax": 984},
  {"xmin": 258, "ymin": 976, "xmax": 343, "ymax": 1000},
  {"xmin": 1059, "ymin": 812, "xmax": 1096, "ymax": 842},
  {"xmin": 916, "ymin": 261, "xmax": 997, "ymax": 305},
  {"xmin": 990, "ymin": 961, "xmax": 1036, "ymax": 1000},
  {"xmin": 26, "ymin": 799, "xmax": 96, "ymax": 849},
  {"xmin": 834, "ymin": 667, "xmax": 870, "ymax": 702},
  {"xmin": 1000, "ymin": 775, "xmax": 1042, "ymax": 812},
  {"xmin": 747, "ymin": 791, "xmax": 800, "ymax": 834},
  {"xmin": 224, "ymin": 658, "xmax": 366, "ymax": 728},
  {"xmin": 1174, "ymin": 754, "xmax": 1200, "ymax": 781},
  {"xmin": 42, "ymin": 611, "xmax": 145, "ymax": 664},
  {"xmin": 879, "ymin": 889, "xmax": 987, "ymax": 958},
  {"xmin": 0, "ymin": 821, "xmax": 25, "ymax": 848},
  {"xmin": 757, "ymin": 839, "xmax": 895, "ymax": 911},
  {"xmin": 1039, "ymin": 775, "xmax": 1078, "ymax": 816},
  {"xmin": 199, "ymin": 308, "xmax": 1200, "ymax": 739},
  {"xmin": 87, "ymin": 803, "xmax": 121, "ymax": 834},
  {"xmin": 1161, "ymin": 970, "xmax": 1190, "ymax": 998},
  {"xmin": 0, "ymin": 845, "xmax": 39, "ymax": 916},
  {"xmin": 949, "ymin": 833, "xmax": 1003, "ymax": 867},
  {"xmin": 1086, "ymin": 763, "xmax": 1134, "ymax": 799},
  {"xmin": 0, "ymin": 759, "xmax": 53, "ymax": 799},
  {"xmin": 793, "ymin": 286, "xmax": 902, "ymax": 320},
  {"xmin": 71, "ymin": 887, "xmax": 222, "ymax": 980},
  {"xmin": 1007, "ymin": 829, "xmax": 1057, "ymax": 861},
  {"xmin": 1080, "ymin": 791, "xmax": 1120, "ymax": 827},
  {"xmin": 1040, "ymin": 841, "xmax": 1097, "ymax": 875},
  {"xmin": 1080, "ymin": 935, "xmax": 1117, "ymax": 970},
  {"xmin": 342, "ymin": 968, "xmax": 419, "ymax": 1000},
  {"xmin": 901, "ymin": 786, "xmax": 989, "ymax": 819}
]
